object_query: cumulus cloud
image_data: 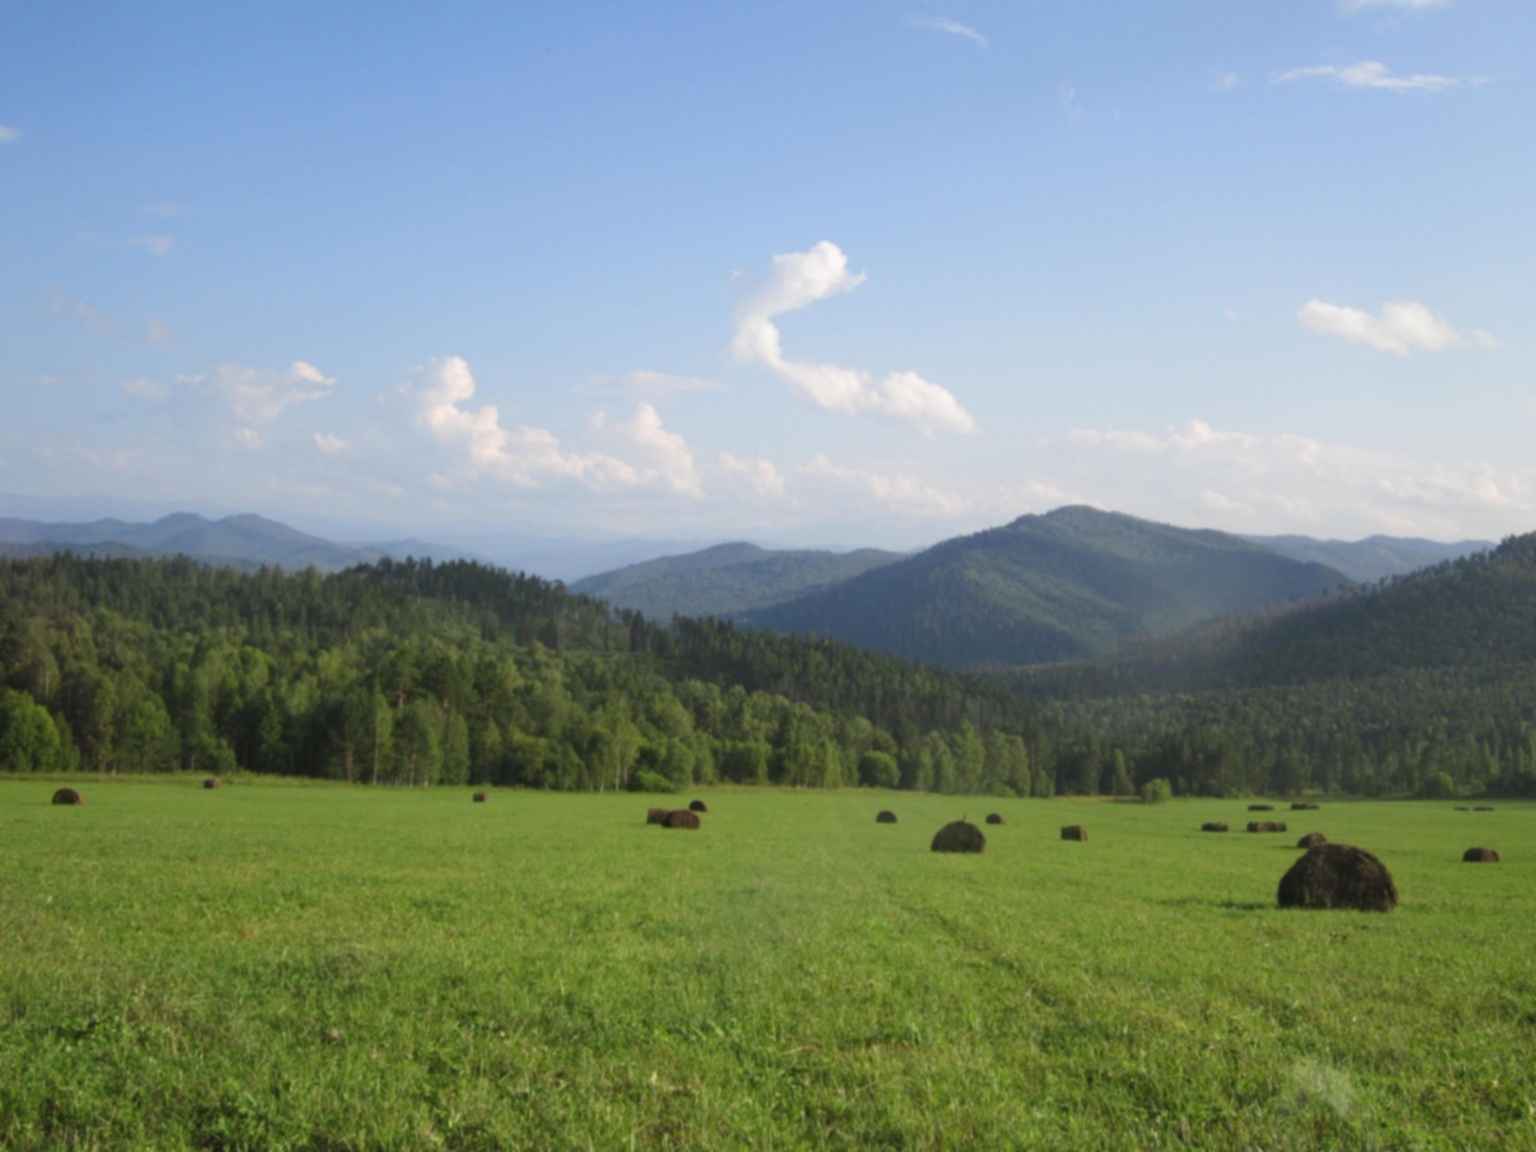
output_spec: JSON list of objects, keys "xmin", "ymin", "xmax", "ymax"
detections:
[
  {"xmin": 122, "ymin": 377, "xmax": 168, "ymax": 402},
  {"xmin": 1299, "ymin": 299, "xmax": 1497, "ymax": 356},
  {"xmin": 907, "ymin": 16, "xmax": 988, "ymax": 48},
  {"xmin": 1277, "ymin": 61, "xmax": 1477, "ymax": 92},
  {"xmin": 605, "ymin": 402, "xmax": 702, "ymax": 496},
  {"xmin": 209, "ymin": 360, "xmax": 337, "ymax": 425},
  {"xmin": 732, "ymin": 242, "xmax": 976, "ymax": 436},
  {"xmin": 313, "ymin": 433, "xmax": 350, "ymax": 457},
  {"xmin": 718, "ymin": 452, "xmax": 786, "ymax": 499},
  {"xmin": 802, "ymin": 454, "xmax": 970, "ymax": 518}
]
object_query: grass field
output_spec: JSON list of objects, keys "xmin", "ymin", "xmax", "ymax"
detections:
[{"xmin": 2, "ymin": 779, "xmax": 1533, "ymax": 1151}]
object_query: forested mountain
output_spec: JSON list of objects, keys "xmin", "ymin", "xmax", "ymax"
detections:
[
  {"xmin": 571, "ymin": 542, "xmax": 903, "ymax": 620},
  {"xmin": 747, "ymin": 507, "xmax": 1350, "ymax": 668},
  {"xmin": 0, "ymin": 513, "xmax": 459, "ymax": 571},
  {"xmin": 1247, "ymin": 533, "xmax": 1489, "ymax": 584}
]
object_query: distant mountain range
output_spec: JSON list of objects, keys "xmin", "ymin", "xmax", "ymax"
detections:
[
  {"xmin": 0, "ymin": 514, "xmax": 459, "ymax": 572},
  {"xmin": 1244, "ymin": 534, "xmax": 1489, "ymax": 584},
  {"xmin": 570, "ymin": 541, "xmax": 904, "ymax": 620}
]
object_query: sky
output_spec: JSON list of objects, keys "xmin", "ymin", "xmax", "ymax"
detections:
[{"xmin": 1, "ymin": 0, "xmax": 1532, "ymax": 554}]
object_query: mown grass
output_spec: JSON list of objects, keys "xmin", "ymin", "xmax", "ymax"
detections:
[{"xmin": 1, "ymin": 779, "xmax": 1533, "ymax": 1150}]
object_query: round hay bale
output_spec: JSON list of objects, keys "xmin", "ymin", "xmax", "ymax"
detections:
[
  {"xmin": 1201, "ymin": 822, "xmax": 1229, "ymax": 833},
  {"xmin": 1247, "ymin": 820, "xmax": 1288, "ymax": 833},
  {"xmin": 1277, "ymin": 843, "xmax": 1398, "ymax": 912},
  {"xmin": 1060, "ymin": 825, "xmax": 1087, "ymax": 842},
  {"xmin": 472, "ymin": 791, "xmax": 488, "ymax": 803},
  {"xmin": 1297, "ymin": 832, "xmax": 1328, "ymax": 849},
  {"xmin": 931, "ymin": 820, "xmax": 985, "ymax": 854},
  {"xmin": 663, "ymin": 809, "xmax": 701, "ymax": 830},
  {"xmin": 1248, "ymin": 803, "xmax": 1275, "ymax": 812},
  {"xmin": 1290, "ymin": 802, "xmax": 1320, "ymax": 811},
  {"xmin": 51, "ymin": 787, "xmax": 84, "ymax": 807},
  {"xmin": 1463, "ymin": 847, "xmax": 1501, "ymax": 863},
  {"xmin": 645, "ymin": 807, "xmax": 669, "ymax": 826},
  {"xmin": 688, "ymin": 799, "xmax": 708, "ymax": 814},
  {"xmin": 875, "ymin": 810, "xmax": 898, "ymax": 824},
  {"xmin": 985, "ymin": 813, "xmax": 1005, "ymax": 825},
  {"xmin": 202, "ymin": 777, "xmax": 222, "ymax": 790},
  {"xmin": 1455, "ymin": 806, "xmax": 1471, "ymax": 812}
]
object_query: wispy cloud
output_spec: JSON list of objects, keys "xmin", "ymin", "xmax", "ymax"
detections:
[
  {"xmin": 719, "ymin": 452, "xmax": 786, "ymax": 499},
  {"xmin": 1299, "ymin": 298, "xmax": 1497, "ymax": 356},
  {"xmin": 0, "ymin": 124, "xmax": 18, "ymax": 143},
  {"xmin": 907, "ymin": 16, "xmax": 987, "ymax": 48},
  {"xmin": 1276, "ymin": 61, "xmax": 1480, "ymax": 93},
  {"xmin": 802, "ymin": 454, "xmax": 971, "ymax": 519},
  {"xmin": 732, "ymin": 241, "xmax": 976, "ymax": 436}
]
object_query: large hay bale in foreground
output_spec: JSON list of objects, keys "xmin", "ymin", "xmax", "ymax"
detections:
[
  {"xmin": 1060, "ymin": 825, "xmax": 1087, "ymax": 842},
  {"xmin": 1248, "ymin": 803, "xmax": 1275, "ymax": 812},
  {"xmin": 1463, "ymin": 847, "xmax": 1501, "ymax": 863},
  {"xmin": 1201, "ymin": 822, "xmax": 1229, "ymax": 833},
  {"xmin": 931, "ymin": 820, "xmax": 985, "ymax": 854},
  {"xmin": 51, "ymin": 787, "xmax": 84, "ymax": 807},
  {"xmin": 985, "ymin": 813, "xmax": 1004, "ymax": 826},
  {"xmin": 1247, "ymin": 821, "xmax": 1288, "ymax": 834},
  {"xmin": 1278, "ymin": 844, "xmax": 1398, "ymax": 912},
  {"xmin": 645, "ymin": 808, "xmax": 669, "ymax": 826},
  {"xmin": 875, "ymin": 810, "xmax": 898, "ymax": 824},
  {"xmin": 202, "ymin": 778, "xmax": 222, "ymax": 790},
  {"xmin": 1297, "ymin": 832, "xmax": 1328, "ymax": 849},
  {"xmin": 688, "ymin": 799, "xmax": 708, "ymax": 814},
  {"xmin": 472, "ymin": 791, "xmax": 488, "ymax": 803},
  {"xmin": 663, "ymin": 809, "xmax": 700, "ymax": 830}
]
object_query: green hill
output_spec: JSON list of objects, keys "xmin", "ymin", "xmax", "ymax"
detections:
[
  {"xmin": 570, "ymin": 541, "xmax": 903, "ymax": 620},
  {"xmin": 1246, "ymin": 533, "xmax": 1489, "ymax": 584},
  {"xmin": 747, "ymin": 506, "xmax": 1350, "ymax": 668}
]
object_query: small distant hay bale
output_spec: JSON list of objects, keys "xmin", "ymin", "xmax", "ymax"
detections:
[
  {"xmin": 1060, "ymin": 825, "xmax": 1087, "ymax": 842},
  {"xmin": 1201, "ymin": 822, "xmax": 1229, "ymax": 833},
  {"xmin": 51, "ymin": 787, "xmax": 84, "ymax": 807},
  {"xmin": 688, "ymin": 799, "xmax": 708, "ymax": 814},
  {"xmin": 1277, "ymin": 843, "xmax": 1398, "ymax": 912},
  {"xmin": 1290, "ymin": 802, "xmax": 1320, "ymax": 811},
  {"xmin": 1297, "ymin": 832, "xmax": 1328, "ymax": 849},
  {"xmin": 1473, "ymin": 806, "xmax": 1496, "ymax": 812},
  {"xmin": 1455, "ymin": 806, "xmax": 1471, "ymax": 812},
  {"xmin": 202, "ymin": 778, "xmax": 222, "ymax": 790},
  {"xmin": 876, "ymin": 810, "xmax": 898, "ymax": 824},
  {"xmin": 1248, "ymin": 804, "xmax": 1275, "ymax": 812},
  {"xmin": 663, "ymin": 809, "xmax": 701, "ymax": 830},
  {"xmin": 645, "ymin": 808, "xmax": 669, "ymax": 826},
  {"xmin": 1247, "ymin": 820, "xmax": 1288, "ymax": 833},
  {"xmin": 1463, "ymin": 847, "xmax": 1501, "ymax": 863},
  {"xmin": 472, "ymin": 791, "xmax": 488, "ymax": 803},
  {"xmin": 985, "ymin": 813, "xmax": 1005, "ymax": 825},
  {"xmin": 931, "ymin": 820, "xmax": 985, "ymax": 854}
]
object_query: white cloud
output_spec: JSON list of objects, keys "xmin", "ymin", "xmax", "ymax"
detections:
[
  {"xmin": 1299, "ymin": 298, "xmax": 1497, "ymax": 356},
  {"xmin": 313, "ymin": 433, "xmax": 350, "ymax": 457},
  {"xmin": 0, "ymin": 125, "xmax": 17, "ymax": 143},
  {"xmin": 907, "ymin": 16, "xmax": 988, "ymax": 48},
  {"xmin": 1276, "ymin": 61, "xmax": 1478, "ymax": 93},
  {"xmin": 719, "ymin": 452, "xmax": 786, "ymax": 499},
  {"xmin": 611, "ymin": 402, "xmax": 702, "ymax": 497},
  {"xmin": 732, "ymin": 242, "xmax": 976, "ymax": 436},
  {"xmin": 802, "ymin": 454, "xmax": 970, "ymax": 518},
  {"xmin": 122, "ymin": 377, "xmax": 168, "ymax": 402},
  {"xmin": 210, "ymin": 360, "xmax": 337, "ymax": 425},
  {"xmin": 129, "ymin": 234, "xmax": 176, "ymax": 257}
]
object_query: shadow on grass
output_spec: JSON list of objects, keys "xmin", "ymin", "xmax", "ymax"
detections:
[{"xmin": 1157, "ymin": 896, "xmax": 1271, "ymax": 913}]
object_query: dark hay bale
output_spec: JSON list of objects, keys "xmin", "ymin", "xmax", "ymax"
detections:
[
  {"xmin": 1297, "ymin": 832, "xmax": 1328, "ymax": 849},
  {"xmin": 1248, "ymin": 804, "xmax": 1275, "ymax": 812},
  {"xmin": 202, "ymin": 778, "xmax": 222, "ymax": 790},
  {"xmin": 1201, "ymin": 822, "xmax": 1229, "ymax": 833},
  {"xmin": 688, "ymin": 799, "xmax": 708, "ymax": 814},
  {"xmin": 663, "ymin": 809, "xmax": 701, "ymax": 830},
  {"xmin": 1290, "ymin": 802, "xmax": 1320, "ymax": 811},
  {"xmin": 876, "ymin": 810, "xmax": 898, "ymax": 824},
  {"xmin": 645, "ymin": 808, "xmax": 669, "ymax": 826},
  {"xmin": 985, "ymin": 813, "xmax": 1005, "ymax": 825},
  {"xmin": 51, "ymin": 787, "xmax": 84, "ymax": 807},
  {"xmin": 931, "ymin": 820, "xmax": 985, "ymax": 854},
  {"xmin": 1455, "ymin": 806, "xmax": 1470, "ymax": 812},
  {"xmin": 472, "ymin": 791, "xmax": 488, "ymax": 803},
  {"xmin": 1278, "ymin": 843, "xmax": 1398, "ymax": 912},
  {"xmin": 1247, "ymin": 821, "xmax": 1288, "ymax": 833},
  {"xmin": 1060, "ymin": 825, "xmax": 1087, "ymax": 842},
  {"xmin": 1463, "ymin": 847, "xmax": 1501, "ymax": 863}
]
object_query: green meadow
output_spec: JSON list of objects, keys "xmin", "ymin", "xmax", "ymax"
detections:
[{"xmin": 2, "ymin": 779, "xmax": 1532, "ymax": 1151}]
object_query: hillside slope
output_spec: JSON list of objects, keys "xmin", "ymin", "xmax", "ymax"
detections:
[
  {"xmin": 747, "ymin": 506, "xmax": 1350, "ymax": 668},
  {"xmin": 571, "ymin": 541, "xmax": 903, "ymax": 620},
  {"xmin": 1248, "ymin": 533, "xmax": 1489, "ymax": 584}
]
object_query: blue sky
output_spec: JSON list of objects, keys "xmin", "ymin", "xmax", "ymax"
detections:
[{"xmin": 2, "ymin": 0, "xmax": 1531, "ymax": 551}]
